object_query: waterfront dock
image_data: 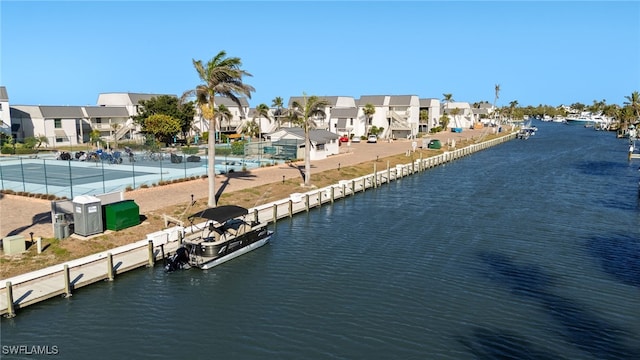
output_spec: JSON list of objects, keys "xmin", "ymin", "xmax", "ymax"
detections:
[{"xmin": 1, "ymin": 132, "xmax": 516, "ymax": 317}]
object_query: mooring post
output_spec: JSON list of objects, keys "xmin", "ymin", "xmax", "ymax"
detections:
[
  {"xmin": 63, "ymin": 264, "xmax": 72, "ymax": 298},
  {"xmin": 107, "ymin": 252, "xmax": 114, "ymax": 281},
  {"xmin": 5, "ymin": 281, "xmax": 15, "ymax": 318},
  {"xmin": 373, "ymin": 163, "xmax": 377, "ymax": 188},
  {"xmin": 387, "ymin": 161, "xmax": 390, "ymax": 184},
  {"xmin": 330, "ymin": 186, "xmax": 335, "ymax": 203},
  {"xmin": 160, "ymin": 244, "xmax": 165, "ymax": 262},
  {"xmin": 254, "ymin": 209, "xmax": 259, "ymax": 223},
  {"xmin": 305, "ymin": 194, "xmax": 310, "ymax": 212},
  {"xmin": 288, "ymin": 200, "xmax": 293, "ymax": 218},
  {"xmin": 147, "ymin": 240, "xmax": 154, "ymax": 267},
  {"xmin": 178, "ymin": 230, "xmax": 183, "ymax": 245},
  {"xmin": 272, "ymin": 204, "xmax": 278, "ymax": 224},
  {"xmin": 37, "ymin": 237, "xmax": 42, "ymax": 254},
  {"xmin": 351, "ymin": 180, "xmax": 355, "ymax": 195}
]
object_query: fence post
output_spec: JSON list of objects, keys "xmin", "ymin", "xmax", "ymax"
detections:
[{"xmin": 43, "ymin": 159, "xmax": 49, "ymax": 195}]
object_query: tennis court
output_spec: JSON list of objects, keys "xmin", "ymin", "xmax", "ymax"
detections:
[{"xmin": 0, "ymin": 156, "xmax": 209, "ymax": 199}]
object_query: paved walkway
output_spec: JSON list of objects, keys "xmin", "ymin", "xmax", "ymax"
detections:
[{"xmin": 1, "ymin": 128, "xmax": 496, "ymax": 240}]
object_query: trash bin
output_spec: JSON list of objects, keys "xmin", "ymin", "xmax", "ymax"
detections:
[
  {"xmin": 103, "ymin": 200, "xmax": 140, "ymax": 231},
  {"xmin": 73, "ymin": 195, "xmax": 103, "ymax": 236},
  {"xmin": 428, "ymin": 139, "xmax": 442, "ymax": 149},
  {"xmin": 53, "ymin": 213, "xmax": 70, "ymax": 239}
]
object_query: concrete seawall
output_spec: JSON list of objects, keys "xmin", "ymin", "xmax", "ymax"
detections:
[{"xmin": 0, "ymin": 132, "xmax": 516, "ymax": 317}]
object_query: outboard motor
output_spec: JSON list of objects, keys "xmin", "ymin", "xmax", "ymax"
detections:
[{"xmin": 165, "ymin": 246, "xmax": 190, "ymax": 272}]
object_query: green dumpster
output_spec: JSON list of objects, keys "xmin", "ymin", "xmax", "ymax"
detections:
[
  {"xmin": 103, "ymin": 200, "xmax": 140, "ymax": 231},
  {"xmin": 427, "ymin": 139, "xmax": 442, "ymax": 149}
]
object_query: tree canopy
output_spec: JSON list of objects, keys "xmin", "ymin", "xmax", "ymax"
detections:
[{"xmin": 134, "ymin": 95, "xmax": 195, "ymax": 138}]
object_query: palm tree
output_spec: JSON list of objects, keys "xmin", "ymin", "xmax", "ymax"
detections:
[
  {"xmin": 624, "ymin": 91, "xmax": 640, "ymax": 121},
  {"xmin": 449, "ymin": 107, "xmax": 461, "ymax": 129},
  {"xmin": 253, "ymin": 103, "xmax": 271, "ymax": 140},
  {"xmin": 182, "ymin": 50, "xmax": 255, "ymax": 207},
  {"xmin": 271, "ymin": 97, "xmax": 284, "ymax": 130},
  {"xmin": 362, "ymin": 103, "xmax": 376, "ymax": 135},
  {"xmin": 239, "ymin": 119, "xmax": 260, "ymax": 139},
  {"xmin": 289, "ymin": 94, "xmax": 329, "ymax": 187},
  {"xmin": 214, "ymin": 104, "xmax": 232, "ymax": 132},
  {"xmin": 509, "ymin": 100, "xmax": 519, "ymax": 121},
  {"xmin": 493, "ymin": 84, "xmax": 500, "ymax": 124}
]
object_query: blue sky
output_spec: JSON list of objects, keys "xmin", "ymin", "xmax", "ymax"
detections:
[{"xmin": 1, "ymin": 1, "xmax": 639, "ymax": 108}]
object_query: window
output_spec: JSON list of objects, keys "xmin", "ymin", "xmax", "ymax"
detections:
[
  {"xmin": 54, "ymin": 119, "xmax": 62, "ymax": 128},
  {"xmin": 316, "ymin": 143, "xmax": 325, "ymax": 151},
  {"xmin": 349, "ymin": 118, "xmax": 353, "ymax": 126}
]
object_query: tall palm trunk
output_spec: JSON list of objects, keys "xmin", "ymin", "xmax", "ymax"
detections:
[
  {"xmin": 304, "ymin": 129, "xmax": 311, "ymax": 186},
  {"xmin": 207, "ymin": 99, "xmax": 217, "ymax": 207}
]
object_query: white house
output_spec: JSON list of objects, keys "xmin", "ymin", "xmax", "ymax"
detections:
[
  {"xmin": 419, "ymin": 98, "xmax": 441, "ymax": 132},
  {"xmin": 356, "ymin": 95, "xmax": 420, "ymax": 140},
  {"xmin": 0, "ymin": 86, "xmax": 10, "ymax": 137},
  {"xmin": 287, "ymin": 96, "xmax": 357, "ymax": 133},
  {"xmin": 267, "ymin": 128, "xmax": 339, "ymax": 161},
  {"xmin": 442, "ymin": 101, "xmax": 474, "ymax": 129},
  {"xmin": 97, "ymin": 92, "xmax": 175, "ymax": 142}
]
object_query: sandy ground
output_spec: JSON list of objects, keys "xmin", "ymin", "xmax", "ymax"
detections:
[{"xmin": 0, "ymin": 128, "xmax": 494, "ymax": 240}]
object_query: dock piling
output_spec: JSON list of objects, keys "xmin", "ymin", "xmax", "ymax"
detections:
[
  {"xmin": 63, "ymin": 264, "xmax": 72, "ymax": 298},
  {"xmin": 147, "ymin": 240, "xmax": 154, "ymax": 267},
  {"xmin": 107, "ymin": 253, "xmax": 114, "ymax": 281},
  {"xmin": 5, "ymin": 281, "xmax": 15, "ymax": 318}
]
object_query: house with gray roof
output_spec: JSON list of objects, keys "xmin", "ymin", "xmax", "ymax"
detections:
[
  {"xmin": 267, "ymin": 127, "xmax": 339, "ymax": 161},
  {"xmin": 355, "ymin": 95, "xmax": 420, "ymax": 140},
  {"xmin": 419, "ymin": 98, "xmax": 441, "ymax": 132}
]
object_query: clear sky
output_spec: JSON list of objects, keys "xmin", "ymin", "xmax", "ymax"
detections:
[{"xmin": 1, "ymin": 1, "xmax": 639, "ymax": 108}]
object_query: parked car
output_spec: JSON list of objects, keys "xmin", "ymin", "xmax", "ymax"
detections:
[
  {"xmin": 367, "ymin": 135, "xmax": 378, "ymax": 143},
  {"xmin": 339, "ymin": 135, "xmax": 349, "ymax": 143}
]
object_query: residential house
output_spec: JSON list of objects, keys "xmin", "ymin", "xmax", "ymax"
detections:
[
  {"xmin": 10, "ymin": 105, "xmax": 84, "ymax": 146},
  {"xmin": 442, "ymin": 101, "xmax": 474, "ymax": 129},
  {"xmin": 97, "ymin": 92, "xmax": 175, "ymax": 142},
  {"xmin": 356, "ymin": 95, "xmax": 420, "ymax": 140},
  {"xmin": 267, "ymin": 128, "xmax": 339, "ymax": 161},
  {"xmin": 330, "ymin": 107, "xmax": 359, "ymax": 139},
  {"xmin": 0, "ymin": 86, "xmax": 10, "ymax": 136},
  {"xmin": 419, "ymin": 98, "xmax": 441, "ymax": 133},
  {"xmin": 287, "ymin": 96, "xmax": 357, "ymax": 133},
  {"xmin": 471, "ymin": 102, "xmax": 494, "ymax": 125}
]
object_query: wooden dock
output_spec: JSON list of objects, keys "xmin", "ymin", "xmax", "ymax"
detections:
[{"xmin": 1, "ymin": 133, "xmax": 516, "ymax": 317}]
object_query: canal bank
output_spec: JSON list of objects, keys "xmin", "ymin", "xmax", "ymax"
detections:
[{"xmin": 1, "ymin": 130, "xmax": 517, "ymax": 317}]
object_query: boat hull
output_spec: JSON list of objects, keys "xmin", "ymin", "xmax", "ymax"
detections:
[{"xmin": 199, "ymin": 233, "xmax": 272, "ymax": 269}]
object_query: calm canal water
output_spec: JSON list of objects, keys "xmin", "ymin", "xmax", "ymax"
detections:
[{"xmin": 2, "ymin": 121, "xmax": 639, "ymax": 360}]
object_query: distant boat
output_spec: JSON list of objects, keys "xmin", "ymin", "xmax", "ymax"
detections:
[
  {"xmin": 516, "ymin": 120, "xmax": 538, "ymax": 139},
  {"xmin": 565, "ymin": 116, "xmax": 592, "ymax": 125}
]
